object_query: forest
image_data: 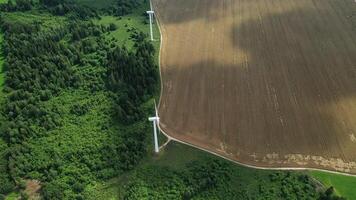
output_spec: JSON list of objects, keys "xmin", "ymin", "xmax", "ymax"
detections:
[
  {"xmin": 0, "ymin": 0, "xmax": 349, "ymax": 199},
  {"xmin": 0, "ymin": 0, "xmax": 158, "ymax": 199}
]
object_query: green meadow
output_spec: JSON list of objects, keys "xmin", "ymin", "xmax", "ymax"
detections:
[{"xmin": 311, "ymin": 171, "xmax": 356, "ymax": 199}]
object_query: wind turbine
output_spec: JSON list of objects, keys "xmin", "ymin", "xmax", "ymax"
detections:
[
  {"xmin": 146, "ymin": 3, "xmax": 155, "ymax": 41},
  {"xmin": 148, "ymin": 100, "xmax": 160, "ymax": 153}
]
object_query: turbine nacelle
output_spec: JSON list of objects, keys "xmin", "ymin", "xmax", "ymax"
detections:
[
  {"xmin": 148, "ymin": 116, "xmax": 159, "ymax": 121},
  {"xmin": 149, "ymin": 100, "xmax": 160, "ymax": 153}
]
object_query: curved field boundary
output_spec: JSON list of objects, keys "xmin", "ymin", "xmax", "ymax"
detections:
[
  {"xmin": 158, "ymin": 124, "xmax": 356, "ymax": 178},
  {"xmin": 152, "ymin": 0, "xmax": 356, "ymax": 177}
]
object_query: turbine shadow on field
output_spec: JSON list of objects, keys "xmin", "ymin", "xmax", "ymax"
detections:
[
  {"xmin": 230, "ymin": 7, "xmax": 356, "ymax": 98},
  {"xmin": 227, "ymin": 4, "xmax": 356, "ymax": 156},
  {"xmin": 160, "ymin": 55, "xmax": 356, "ymax": 161},
  {"xmin": 153, "ymin": 0, "xmax": 223, "ymax": 24}
]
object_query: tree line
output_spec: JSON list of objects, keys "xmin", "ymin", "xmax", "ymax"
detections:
[
  {"xmin": 107, "ymin": 31, "xmax": 158, "ymax": 124},
  {"xmin": 0, "ymin": 0, "xmax": 144, "ymax": 17},
  {"xmin": 123, "ymin": 157, "xmax": 346, "ymax": 200}
]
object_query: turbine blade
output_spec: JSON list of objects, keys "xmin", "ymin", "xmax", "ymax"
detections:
[{"xmin": 154, "ymin": 99, "xmax": 158, "ymax": 117}]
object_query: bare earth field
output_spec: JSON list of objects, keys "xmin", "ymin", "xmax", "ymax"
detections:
[{"xmin": 154, "ymin": 0, "xmax": 356, "ymax": 173}]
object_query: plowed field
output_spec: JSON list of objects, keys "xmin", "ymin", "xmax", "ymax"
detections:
[{"xmin": 154, "ymin": 0, "xmax": 356, "ymax": 173}]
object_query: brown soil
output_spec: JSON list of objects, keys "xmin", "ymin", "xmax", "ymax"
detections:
[
  {"xmin": 25, "ymin": 180, "xmax": 41, "ymax": 200},
  {"xmin": 154, "ymin": 0, "xmax": 356, "ymax": 173}
]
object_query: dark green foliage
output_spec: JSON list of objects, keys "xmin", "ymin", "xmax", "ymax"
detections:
[
  {"xmin": 0, "ymin": 21, "xmax": 78, "ymax": 145},
  {"xmin": 38, "ymin": 0, "xmax": 98, "ymax": 20},
  {"xmin": 69, "ymin": 21, "xmax": 103, "ymax": 41},
  {"xmin": 109, "ymin": 23, "xmax": 117, "ymax": 31},
  {"xmin": 20, "ymin": 191, "xmax": 29, "ymax": 200},
  {"xmin": 124, "ymin": 166, "xmax": 186, "ymax": 200},
  {"xmin": 0, "ymin": 0, "xmax": 35, "ymax": 12},
  {"xmin": 115, "ymin": 0, "xmax": 141, "ymax": 16},
  {"xmin": 0, "ymin": 0, "xmax": 159, "ymax": 197},
  {"xmin": 39, "ymin": 0, "xmax": 64, "ymax": 7},
  {"xmin": 0, "ymin": 140, "xmax": 15, "ymax": 195},
  {"xmin": 70, "ymin": 103, "xmax": 89, "ymax": 116},
  {"xmin": 41, "ymin": 165, "xmax": 93, "ymax": 200},
  {"xmin": 51, "ymin": 4, "xmax": 98, "ymax": 19},
  {"xmin": 107, "ymin": 34, "xmax": 157, "ymax": 124},
  {"xmin": 114, "ymin": 128, "xmax": 146, "ymax": 170},
  {"xmin": 318, "ymin": 187, "xmax": 346, "ymax": 200},
  {"xmin": 0, "ymin": 17, "xmax": 82, "ymax": 195},
  {"xmin": 182, "ymin": 159, "xmax": 231, "ymax": 198},
  {"xmin": 122, "ymin": 157, "xmax": 325, "ymax": 199},
  {"xmin": 118, "ymin": 141, "xmax": 348, "ymax": 200},
  {"xmin": 0, "ymin": 18, "xmax": 40, "ymax": 35},
  {"xmin": 98, "ymin": 0, "xmax": 142, "ymax": 16}
]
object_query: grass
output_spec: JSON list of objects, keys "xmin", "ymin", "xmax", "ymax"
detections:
[
  {"xmin": 87, "ymin": 142, "xmax": 204, "ymax": 199},
  {"xmin": 1, "ymin": 12, "xmax": 66, "ymax": 31},
  {"xmin": 4, "ymin": 192, "xmax": 19, "ymax": 200},
  {"xmin": 0, "ymin": 0, "xmax": 7, "ymax": 4},
  {"xmin": 142, "ymin": 140, "xmax": 210, "ymax": 169},
  {"xmin": 94, "ymin": 3, "xmax": 160, "ymax": 57},
  {"xmin": 91, "ymin": 141, "xmax": 325, "ymax": 199},
  {"xmin": 94, "ymin": 1, "xmax": 161, "ymax": 101},
  {"xmin": 310, "ymin": 171, "xmax": 356, "ymax": 199},
  {"xmin": 86, "ymin": 142, "xmax": 207, "ymax": 199}
]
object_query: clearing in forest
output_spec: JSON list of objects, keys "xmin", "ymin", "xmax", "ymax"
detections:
[{"xmin": 154, "ymin": 0, "xmax": 356, "ymax": 173}]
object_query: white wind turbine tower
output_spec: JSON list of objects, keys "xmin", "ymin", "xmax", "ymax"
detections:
[
  {"xmin": 148, "ymin": 101, "xmax": 160, "ymax": 153},
  {"xmin": 146, "ymin": 2, "xmax": 155, "ymax": 41}
]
